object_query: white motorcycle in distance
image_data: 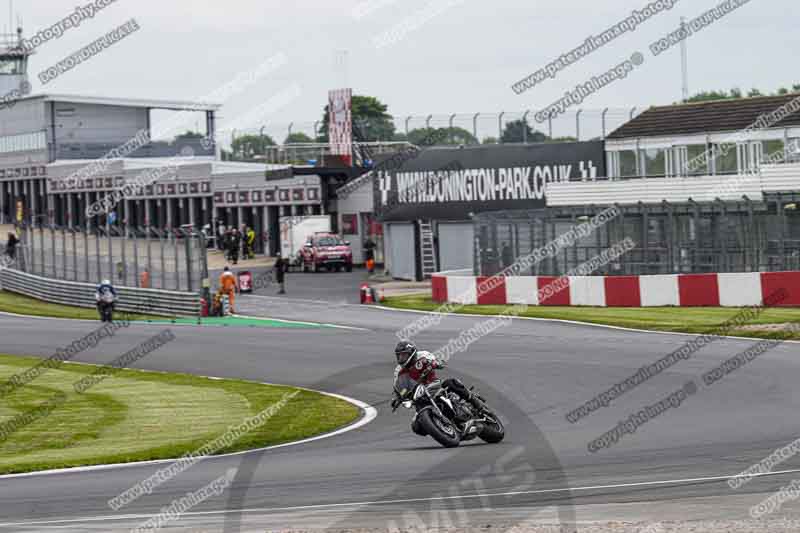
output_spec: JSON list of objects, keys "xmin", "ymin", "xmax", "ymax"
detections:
[{"xmin": 95, "ymin": 284, "xmax": 116, "ymax": 323}]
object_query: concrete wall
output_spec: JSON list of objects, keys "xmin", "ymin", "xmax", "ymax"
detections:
[
  {"xmin": 0, "ymin": 97, "xmax": 46, "ymax": 137},
  {"xmin": 52, "ymin": 102, "xmax": 148, "ymax": 145}
]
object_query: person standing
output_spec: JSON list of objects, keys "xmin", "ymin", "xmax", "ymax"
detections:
[
  {"xmin": 219, "ymin": 266, "xmax": 238, "ymax": 314},
  {"xmin": 223, "ymin": 227, "xmax": 233, "ymax": 260},
  {"xmin": 217, "ymin": 222, "xmax": 226, "ymax": 251},
  {"xmin": 240, "ymin": 225, "xmax": 249, "ymax": 260},
  {"xmin": 230, "ymin": 229, "xmax": 241, "ymax": 265},
  {"xmin": 363, "ymin": 237, "xmax": 376, "ymax": 274},
  {"xmin": 274, "ymin": 254, "xmax": 286, "ymax": 295},
  {"xmin": 246, "ymin": 226, "xmax": 256, "ymax": 259},
  {"xmin": 5, "ymin": 232, "xmax": 18, "ymax": 261},
  {"xmin": 140, "ymin": 268, "xmax": 150, "ymax": 288},
  {"xmin": 501, "ymin": 241, "xmax": 514, "ymax": 269}
]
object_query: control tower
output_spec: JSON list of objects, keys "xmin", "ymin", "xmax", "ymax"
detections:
[{"xmin": 0, "ymin": 27, "xmax": 30, "ymax": 95}]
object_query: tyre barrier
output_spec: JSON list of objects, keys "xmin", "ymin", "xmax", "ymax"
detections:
[
  {"xmin": 0, "ymin": 268, "xmax": 200, "ymax": 316},
  {"xmin": 431, "ymin": 271, "xmax": 800, "ymax": 307}
]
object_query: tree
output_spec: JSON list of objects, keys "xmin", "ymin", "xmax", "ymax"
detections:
[
  {"xmin": 284, "ymin": 132, "xmax": 314, "ymax": 144},
  {"xmin": 685, "ymin": 90, "xmax": 735, "ymax": 103},
  {"xmin": 501, "ymin": 119, "xmax": 547, "ymax": 144},
  {"xmin": 684, "ymin": 84, "xmax": 799, "ymax": 103},
  {"xmin": 231, "ymin": 134, "xmax": 275, "ymax": 159},
  {"xmin": 482, "ymin": 136, "xmax": 498, "ymax": 145},
  {"xmin": 318, "ymin": 95, "xmax": 395, "ymax": 143},
  {"xmin": 406, "ymin": 126, "xmax": 478, "ymax": 146}
]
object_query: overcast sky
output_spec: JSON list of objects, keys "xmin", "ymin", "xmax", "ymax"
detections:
[{"xmin": 9, "ymin": 0, "xmax": 799, "ymax": 144}]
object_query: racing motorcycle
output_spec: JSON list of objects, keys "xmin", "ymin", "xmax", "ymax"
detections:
[
  {"xmin": 96, "ymin": 292, "xmax": 115, "ymax": 322},
  {"xmin": 392, "ymin": 371, "xmax": 505, "ymax": 448}
]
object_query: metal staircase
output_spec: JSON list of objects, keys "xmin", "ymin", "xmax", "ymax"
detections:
[{"xmin": 419, "ymin": 221, "xmax": 437, "ymax": 279}]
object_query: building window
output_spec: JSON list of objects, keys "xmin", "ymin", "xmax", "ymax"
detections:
[
  {"xmin": 618, "ymin": 150, "xmax": 638, "ymax": 177},
  {"xmin": 787, "ymin": 138, "xmax": 800, "ymax": 163},
  {"xmin": 715, "ymin": 143, "xmax": 737, "ymax": 174},
  {"xmin": 642, "ymin": 148, "xmax": 666, "ymax": 177},
  {"xmin": 762, "ymin": 139, "xmax": 786, "ymax": 164},
  {"xmin": 686, "ymin": 145, "xmax": 710, "ymax": 175},
  {"xmin": 0, "ymin": 58, "xmax": 23, "ymax": 75},
  {"xmin": 341, "ymin": 214, "xmax": 358, "ymax": 235}
]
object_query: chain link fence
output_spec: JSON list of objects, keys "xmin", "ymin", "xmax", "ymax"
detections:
[{"xmin": 14, "ymin": 225, "xmax": 209, "ymax": 293}]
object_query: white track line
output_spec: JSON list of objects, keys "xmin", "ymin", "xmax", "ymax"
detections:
[
  {"xmin": 0, "ymin": 386, "xmax": 376, "ymax": 480},
  {"xmin": 370, "ymin": 305, "xmax": 800, "ymax": 344},
  {"xmin": 230, "ymin": 313, "xmax": 368, "ymax": 331},
  {"xmin": 4, "ymin": 467, "xmax": 800, "ymax": 528},
  {"xmin": 0, "ymin": 309, "xmax": 366, "ymax": 331}
]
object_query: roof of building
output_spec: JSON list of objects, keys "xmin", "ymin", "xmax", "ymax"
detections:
[
  {"xmin": 16, "ymin": 93, "xmax": 222, "ymax": 111},
  {"xmin": 608, "ymin": 93, "xmax": 800, "ymax": 139},
  {"xmin": 46, "ymin": 158, "xmax": 290, "ymax": 183}
]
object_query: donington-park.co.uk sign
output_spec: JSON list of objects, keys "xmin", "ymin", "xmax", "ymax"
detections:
[{"xmin": 374, "ymin": 141, "xmax": 606, "ymax": 221}]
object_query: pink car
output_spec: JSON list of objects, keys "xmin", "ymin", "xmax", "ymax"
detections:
[{"xmin": 300, "ymin": 233, "xmax": 354, "ymax": 273}]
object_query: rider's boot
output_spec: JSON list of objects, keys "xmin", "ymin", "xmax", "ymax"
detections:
[{"xmin": 466, "ymin": 392, "xmax": 487, "ymax": 413}]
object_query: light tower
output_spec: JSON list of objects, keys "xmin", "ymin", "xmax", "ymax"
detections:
[{"xmin": 0, "ymin": 26, "xmax": 31, "ymax": 96}]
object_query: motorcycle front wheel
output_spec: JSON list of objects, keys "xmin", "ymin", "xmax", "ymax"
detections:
[{"xmin": 418, "ymin": 409, "xmax": 460, "ymax": 448}]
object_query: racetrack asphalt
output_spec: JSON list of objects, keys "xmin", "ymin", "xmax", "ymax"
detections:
[{"xmin": 1, "ymin": 274, "xmax": 800, "ymax": 531}]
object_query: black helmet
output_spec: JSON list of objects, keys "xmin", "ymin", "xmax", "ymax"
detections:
[{"xmin": 395, "ymin": 340, "xmax": 417, "ymax": 367}]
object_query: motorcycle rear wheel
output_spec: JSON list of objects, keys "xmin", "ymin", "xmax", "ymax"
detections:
[
  {"xmin": 418, "ymin": 409, "xmax": 460, "ymax": 448},
  {"xmin": 479, "ymin": 413, "xmax": 505, "ymax": 444}
]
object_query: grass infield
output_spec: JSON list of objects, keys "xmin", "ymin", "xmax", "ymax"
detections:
[
  {"xmin": 382, "ymin": 295, "xmax": 800, "ymax": 341},
  {"xmin": 0, "ymin": 353, "xmax": 360, "ymax": 475},
  {"xmin": 0, "ymin": 290, "xmax": 164, "ymax": 321}
]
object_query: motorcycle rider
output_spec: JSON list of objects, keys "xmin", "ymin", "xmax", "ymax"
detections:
[
  {"xmin": 95, "ymin": 279, "xmax": 117, "ymax": 322},
  {"xmin": 391, "ymin": 340, "xmax": 486, "ymax": 432}
]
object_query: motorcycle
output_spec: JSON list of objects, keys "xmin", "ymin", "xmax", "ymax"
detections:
[
  {"xmin": 97, "ymin": 292, "xmax": 115, "ymax": 322},
  {"xmin": 392, "ymin": 371, "xmax": 505, "ymax": 448}
]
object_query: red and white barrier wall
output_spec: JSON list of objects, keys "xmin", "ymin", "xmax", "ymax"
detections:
[{"xmin": 431, "ymin": 271, "xmax": 800, "ymax": 307}]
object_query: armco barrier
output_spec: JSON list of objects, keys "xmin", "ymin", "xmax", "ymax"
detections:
[
  {"xmin": 0, "ymin": 268, "xmax": 199, "ymax": 316},
  {"xmin": 432, "ymin": 271, "xmax": 800, "ymax": 307}
]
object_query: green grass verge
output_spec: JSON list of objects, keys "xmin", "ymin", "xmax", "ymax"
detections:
[
  {"xmin": 0, "ymin": 353, "xmax": 360, "ymax": 474},
  {"xmin": 382, "ymin": 295, "xmax": 800, "ymax": 341},
  {"xmin": 0, "ymin": 290, "xmax": 166, "ymax": 321}
]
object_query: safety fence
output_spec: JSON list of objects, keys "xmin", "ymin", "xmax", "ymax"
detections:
[
  {"xmin": 228, "ymin": 108, "xmax": 640, "ymax": 164},
  {"xmin": 0, "ymin": 268, "xmax": 200, "ymax": 316},
  {"xmin": 13, "ymin": 225, "xmax": 209, "ymax": 293},
  {"xmin": 431, "ymin": 270, "xmax": 800, "ymax": 308}
]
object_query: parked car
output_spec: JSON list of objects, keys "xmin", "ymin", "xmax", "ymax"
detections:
[{"xmin": 300, "ymin": 233, "xmax": 353, "ymax": 272}]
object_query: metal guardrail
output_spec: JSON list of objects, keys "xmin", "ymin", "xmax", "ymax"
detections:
[{"xmin": 0, "ymin": 268, "xmax": 200, "ymax": 317}]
